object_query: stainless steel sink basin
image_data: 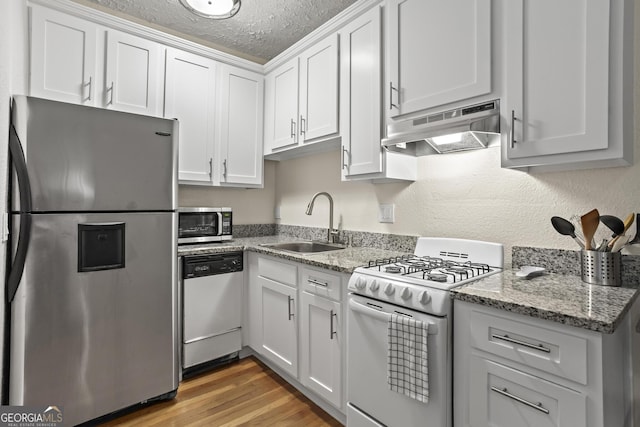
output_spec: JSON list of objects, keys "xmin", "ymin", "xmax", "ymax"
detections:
[{"xmin": 261, "ymin": 241, "xmax": 345, "ymax": 254}]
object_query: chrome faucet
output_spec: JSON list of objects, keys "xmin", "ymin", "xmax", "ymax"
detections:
[{"xmin": 305, "ymin": 192, "xmax": 339, "ymax": 243}]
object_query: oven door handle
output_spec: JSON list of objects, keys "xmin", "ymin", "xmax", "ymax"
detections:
[{"xmin": 349, "ymin": 299, "xmax": 438, "ymax": 335}]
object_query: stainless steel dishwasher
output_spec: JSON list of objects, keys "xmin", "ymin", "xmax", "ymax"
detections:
[{"xmin": 182, "ymin": 251, "xmax": 243, "ymax": 377}]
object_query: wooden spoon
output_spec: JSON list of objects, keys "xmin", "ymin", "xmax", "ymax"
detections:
[{"xmin": 580, "ymin": 209, "xmax": 599, "ymax": 250}]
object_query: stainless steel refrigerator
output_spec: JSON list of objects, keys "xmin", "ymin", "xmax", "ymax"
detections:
[{"xmin": 5, "ymin": 96, "xmax": 179, "ymax": 425}]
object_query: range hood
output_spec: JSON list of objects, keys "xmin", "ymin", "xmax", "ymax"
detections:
[{"xmin": 382, "ymin": 99, "xmax": 500, "ymax": 156}]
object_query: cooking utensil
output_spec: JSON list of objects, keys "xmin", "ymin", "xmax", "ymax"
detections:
[
  {"xmin": 551, "ymin": 216, "xmax": 585, "ymax": 249},
  {"xmin": 600, "ymin": 215, "xmax": 624, "ymax": 237},
  {"xmin": 580, "ymin": 209, "xmax": 600, "ymax": 251},
  {"xmin": 607, "ymin": 213, "xmax": 634, "ymax": 249},
  {"xmin": 612, "ymin": 234, "xmax": 631, "ymax": 253},
  {"xmin": 629, "ymin": 213, "xmax": 640, "ymax": 245}
]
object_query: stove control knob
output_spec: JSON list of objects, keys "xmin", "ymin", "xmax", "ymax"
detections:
[
  {"xmin": 369, "ymin": 280, "xmax": 380, "ymax": 292},
  {"xmin": 354, "ymin": 277, "xmax": 367, "ymax": 290},
  {"xmin": 419, "ymin": 290, "xmax": 431, "ymax": 305},
  {"xmin": 400, "ymin": 287, "xmax": 412, "ymax": 300},
  {"xmin": 384, "ymin": 283, "xmax": 395, "ymax": 296}
]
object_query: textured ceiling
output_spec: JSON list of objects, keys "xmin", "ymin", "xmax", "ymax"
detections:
[{"xmin": 69, "ymin": 0, "xmax": 359, "ymax": 64}]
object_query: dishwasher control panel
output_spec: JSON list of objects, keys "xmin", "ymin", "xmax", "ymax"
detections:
[{"xmin": 183, "ymin": 252, "xmax": 243, "ymax": 278}]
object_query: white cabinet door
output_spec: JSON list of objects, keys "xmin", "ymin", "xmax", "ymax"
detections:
[
  {"xmin": 30, "ymin": 6, "xmax": 97, "ymax": 105},
  {"xmin": 300, "ymin": 291, "xmax": 342, "ymax": 409},
  {"xmin": 385, "ymin": 0, "xmax": 491, "ymax": 118},
  {"xmin": 105, "ymin": 30, "xmax": 163, "ymax": 116},
  {"xmin": 299, "ymin": 34, "xmax": 339, "ymax": 142},
  {"xmin": 260, "ymin": 276, "xmax": 298, "ymax": 378},
  {"xmin": 164, "ymin": 48, "xmax": 216, "ymax": 184},
  {"xmin": 503, "ymin": 0, "xmax": 610, "ymax": 160},
  {"xmin": 217, "ymin": 65, "xmax": 264, "ymax": 187},
  {"xmin": 264, "ymin": 58, "xmax": 299, "ymax": 152},
  {"xmin": 468, "ymin": 356, "xmax": 586, "ymax": 427},
  {"xmin": 340, "ymin": 6, "xmax": 383, "ymax": 177},
  {"xmin": 340, "ymin": 5, "xmax": 417, "ymax": 182}
]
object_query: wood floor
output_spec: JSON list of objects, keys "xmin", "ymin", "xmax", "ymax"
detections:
[{"xmin": 100, "ymin": 356, "xmax": 343, "ymax": 426}]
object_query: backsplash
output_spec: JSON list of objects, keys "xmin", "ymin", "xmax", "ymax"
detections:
[
  {"xmin": 512, "ymin": 246, "xmax": 640, "ymax": 287},
  {"xmin": 234, "ymin": 223, "xmax": 417, "ymax": 253}
]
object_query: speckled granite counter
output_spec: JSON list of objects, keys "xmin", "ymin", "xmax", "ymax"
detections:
[
  {"xmin": 452, "ymin": 271, "xmax": 639, "ymax": 333},
  {"xmin": 177, "ymin": 236, "xmax": 410, "ymax": 274}
]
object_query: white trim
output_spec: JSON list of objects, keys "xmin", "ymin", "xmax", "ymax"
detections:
[
  {"xmin": 262, "ymin": 0, "xmax": 382, "ymax": 74},
  {"xmin": 27, "ymin": 0, "xmax": 264, "ymax": 72}
]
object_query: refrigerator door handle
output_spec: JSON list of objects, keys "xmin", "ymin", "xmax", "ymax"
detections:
[{"xmin": 7, "ymin": 124, "xmax": 33, "ymax": 303}]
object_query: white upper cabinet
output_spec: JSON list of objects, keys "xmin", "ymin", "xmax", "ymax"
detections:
[
  {"xmin": 385, "ymin": 0, "xmax": 491, "ymax": 119},
  {"xmin": 264, "ymin": 58, "xmax": 300, "ymax": 152},
  {"xmin": 264, "ymin": 33, "xmax": 340, "ymax": 157},
  {"xmin": 299, "ymin": 34, "xmax": 340, "ymax": 142},
  {"xmin": 217, "ymin": 64, "xmax": 264, "ymax": 187},
  {"xmin": 340, "ymin": 5, "xmax": 416, "ymax": 182},
  {"xmin": 30, "ymin": 6, "xmax": 97, "ymax": 105},
  {"xmin": 30, "ymin": 6, "xmax": 164, "ymax": 115},
  {"xmin": 502, "ymin": 0, "xmax": 633, "ymax": 171},
  {"xmin": 104, "ymin": 30, "xmax": 163, "ymax": 116},
  {"xmin": 164, "ymin": 48, "xmax": 217, "ymax": 184}
]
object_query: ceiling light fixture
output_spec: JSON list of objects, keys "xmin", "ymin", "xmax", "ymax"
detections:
[{"xmin": 179, "ymin": 0, "xmax": 241, "ymax": 19}]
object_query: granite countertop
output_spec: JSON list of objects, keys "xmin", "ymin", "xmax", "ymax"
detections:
[
  {"xmin": 452, "ymin": 271, "xmax": 639, "ymax": 333},
  {"xmin": 178, "ymin": 236, "xmax": 410, "ymax": 274}
]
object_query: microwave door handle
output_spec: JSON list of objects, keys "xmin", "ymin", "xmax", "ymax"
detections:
[
  {"xmin": 7, "ymin": 123, "xmax": 33, "ymax": 304},
  {"xmin": 217, "ymin": 213, "xmax": 223, "ymax": 236}
]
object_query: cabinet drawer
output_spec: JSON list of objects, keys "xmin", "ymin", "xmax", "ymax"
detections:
[
  {"xmin": 470, "ymin": 309, "xmax": 588, "ymax": 385},
  {"xmin": 258, "ymin": 256, "xmax": 297, "ymax": 287},
  {"xmin": 301, "ymin": 267, "xmax": 341, "ymax": 301},
  {"xmin": 469, "ymin": 356, "xmax": 586, "ymax": 427}
]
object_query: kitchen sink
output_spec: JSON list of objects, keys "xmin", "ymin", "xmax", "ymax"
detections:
[{"xmin": 261, "ymin": 241, "xmax": 345, "ymax": 254}]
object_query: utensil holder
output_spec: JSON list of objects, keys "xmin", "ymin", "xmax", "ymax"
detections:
[{"xmin": 580, "ymin": 250, "xmax": 621, "ymax": 286}]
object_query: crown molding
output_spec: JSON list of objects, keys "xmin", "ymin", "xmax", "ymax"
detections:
[
  {"xmin": 27, "ymin": 0, "xmax": 264, "ymax": 72},
  {"xmin": 262, "ymin": 0, "xmax": 382, "ymax": 74}
]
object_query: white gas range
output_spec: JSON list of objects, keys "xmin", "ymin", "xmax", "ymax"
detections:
[{"xmin": 346, "ymin": 237, "xmax": 503, "ymax": 427}]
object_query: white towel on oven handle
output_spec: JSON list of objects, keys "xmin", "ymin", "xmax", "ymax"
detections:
[{"xmin": 387, "ymin": 313, "xmax": 429, "ymax": 403}]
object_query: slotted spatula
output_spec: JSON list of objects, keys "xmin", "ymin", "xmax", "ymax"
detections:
[{"xmin": 581, "ymin": 209, "xmax": 600, "ymax": 250}]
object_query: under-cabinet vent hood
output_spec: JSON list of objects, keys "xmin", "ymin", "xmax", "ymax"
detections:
[{"xmin": 382, "ymin": 99, "xmax": 500, "ymax": 156}]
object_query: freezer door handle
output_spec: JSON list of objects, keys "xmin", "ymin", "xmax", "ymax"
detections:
[{"xmin": 7, "ymin": 123, "xmax": 33, "ymax": 303}]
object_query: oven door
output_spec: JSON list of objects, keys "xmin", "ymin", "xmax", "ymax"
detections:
[{"xmin": 347, "ymin": 294, "xmax": 450, "ymax": 427}]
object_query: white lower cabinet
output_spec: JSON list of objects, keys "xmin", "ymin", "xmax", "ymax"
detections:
[
  {"xmin": 247, "ymin": 253, "xmax": 346, "ymax": 414},
  {"xmin": 454, "ymin": 300, "xmax": 631, "ymax": 427},
  {"xmin": 469, "ymin": 356, "xmax": 586, "ymax": 427},
  {"xmin": 259, "ymin": 276, "xmax": 298, "ymax": 377},
  {"xmin": 300, "ymin": 290, "xmax": 342, "ymax": 408}
]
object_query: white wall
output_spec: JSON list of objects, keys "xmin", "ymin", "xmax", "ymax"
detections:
[{"xmin": 178, "ymin": 160, "xmax": 277, "ymax": 224}]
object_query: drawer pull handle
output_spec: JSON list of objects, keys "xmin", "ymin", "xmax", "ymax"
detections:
[
  {"xmin": 491, "ymin": 334, "xmax": 550, "ymax": 353},
  {"xmin": 330, "ymin": 309, "xmax": 337, "ymax": 340},
  {"xmin": 308, "ymin": 278, "xmax": 329, "ymax": 287},
  {"xmin": 491, "ymin": 386, "xmax": 550, "ymax": 414},
  {"xmin": 287, "ymin": 295, "xmax": 294, "ymax": 320}
]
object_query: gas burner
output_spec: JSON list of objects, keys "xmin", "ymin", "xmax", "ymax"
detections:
[
  {"xmin": 385, "ymin": 266, "xmax": 402, "ymax": 274},
  {"xmin": 425, "ymin": 273, "xmax": 448, "ymax": 282}
]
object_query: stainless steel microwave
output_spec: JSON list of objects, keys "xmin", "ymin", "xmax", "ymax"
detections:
[{"xmin": 178, "ymin": 207, "xmax": 232, "ymax": 244}]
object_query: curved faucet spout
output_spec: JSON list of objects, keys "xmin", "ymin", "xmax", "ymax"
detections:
[{"xmin": 305, "ymin": 192, "xmax": 337, "ymax": 242}]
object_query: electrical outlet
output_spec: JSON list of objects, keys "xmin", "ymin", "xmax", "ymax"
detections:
[
  {"xmin": 378, "ymin": 204, "xmax": 395, "ymax": 223},
  {"xmin": 274, "ymin": 206, "xmax": 281, "ymax": 220}
]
